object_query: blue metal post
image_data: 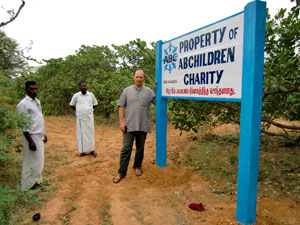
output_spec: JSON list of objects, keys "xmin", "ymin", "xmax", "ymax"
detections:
[
  {"xmin": 236, "ymin": 1, "xmax": 266, "ymax": 224},
  {"xmin": 155, "ymin": 40, "xmax": 167, "ymax": 167}
]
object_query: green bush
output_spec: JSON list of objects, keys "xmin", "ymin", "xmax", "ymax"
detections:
[{"xmin": 0, "ymin": 104, "xmax": 29, "ymax": 164}]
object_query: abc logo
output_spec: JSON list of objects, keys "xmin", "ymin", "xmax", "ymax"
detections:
[{"xmin": 163, "ymin": 53, "xmax": 178, "ymax": 64}]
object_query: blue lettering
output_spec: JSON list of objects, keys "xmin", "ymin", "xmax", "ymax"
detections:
[
  {"xmin": 163, "ymin": 56, "xmax": 168, "ymax": 64},
  {"xmin": 214, "ymin": 50, "xmax": 221, "ymax": 64},
  {"xmin": 184, "ymin": 74, "xmax": 189, "ymax": 85},
  {"xmin": 188, "ymin": 56, "xmax": 193, "ymax": 68},
  {"xmin": 212, "ymin": 29, "xmax": 218, "ymax": 44},
  {"xmin": 210, "ymin": 71, "xmax": 216, "ymax": 83},
  {"xmin": 189, "ymin": 73, "xmax": 195, "ymax": 85},
  {"xmin": 194, "ymin": 36, "xmax": 200, "ymax": 49},
  {"xmin": 173, "ymin": 53, "xmax": 178, "ymax": 61},
  {"xmin": 189, "ymin": 39, "xmax": 194, "ymax": 51},
  {"xmin": 194, "ymin": 55, "xmax": 200, "ymax": 67},
  {"xmin": 184, "ymin": 40, "xmax": 188, "ymax": 52},
  {"xmin": 219, "ymin": 27, "xmax": 226, "ymax": 43},
  {"xmin": 221, "ymin": 49, "xmax": 227, "ymax": 63},
  {"xmin": 179, "ymin": 42, "xmax": 184, "ymax": 53},
  {"xmin": 227, "ymin": 47, "xmax": 235, "ymax": 62},
  {"xmin": 179, "ymin": 59, "xmax": 183, "ymax": 70},
  {"xmin": 205, "ymin": 32, "xmax": 211, "ymax": 47},
  {"xmin": 207, "ymin": 52, "xmax": 214, "ymax": 65},
  {"xmin": 195, "ymin": 73, "xmax": 200, "ymax": 84},
  {"xmin": 200, "ymin": 34, "xmax": 205, "ymax": 47},
  {"xmin": 183, "ymin": 57, "xmax": 188, "ymax": 69},
  {"xmin": 201, "ymin": 72, "xmax": 206, "ymax": 84},
  {"xmin": 202, "ymin": 53, "xmax": 207, "ymax": 66},
  {"xmin": 216, "ymin": 70, "xmax": 224, "ymax": 84}
]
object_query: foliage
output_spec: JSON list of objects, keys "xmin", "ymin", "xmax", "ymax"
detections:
[
  {"xmin": 0, "ymin": 31, "xmax": 26, "ymax": 78},
  {"xmin": 6, "ymin": 39, "xmax": 156, "ymax": 117},
  {"xmin": 0, "ymin": 104, "xmax": 32, "ymax": 225},
  {"xmin": 169, "ymin": 100, "xmax": 240, "ymax": 134},
  {"xmin": 0, "ymin": 184, "xmax": 42, "ymax": 225},
  {"xmin": 261, "ymin": 0, "xmax": 300, "ymax": 141},
  {"xmin": 0, "ymin": 185, "xmax": 18, "ymax": 224},
  {"xmin": 22, "ymin": 44, "xmax": 121, "ymax": 116},
  {"xmin": 0, "ymin": 0, "xmax": 25, "ymax": 29},
  {"xmin": 89, "ymin": 71, "xmax": 131, "ymax": 118},
  {"xmin": 113, "ymin": 39, "xmax": 156, "ymax": 86},
  {"xmin": 169, "ymin": 2, "xmax": 300, "ymax": 142},
  {"xmin": 0, "ymin": 104, "xmax": 29, "ymax": 164}
]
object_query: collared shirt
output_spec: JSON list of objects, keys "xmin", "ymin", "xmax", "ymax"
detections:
[
  {"xmin": 69, "ymin": 91, "xmax": 98, "ymax": 120},
  {"xmin": 118, "ymin": 85, "xmax": 155, "ymax": 133},
  {"xmin": 16, "ymin": 95, "xmax": 45, "ymax": 135}
]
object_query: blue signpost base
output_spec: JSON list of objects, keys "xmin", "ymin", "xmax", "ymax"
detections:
[{"xmin": 236, "ymin": 1, "xmax": 266, "ymax": 224}]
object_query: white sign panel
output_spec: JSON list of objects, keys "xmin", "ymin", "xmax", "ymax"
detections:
[{"xmin": 162, "ymin": 13, "xmax": 244, "ymax": 99}]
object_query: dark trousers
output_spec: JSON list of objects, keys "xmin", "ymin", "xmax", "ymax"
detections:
[{"xmin": 118, "ymin": 131, "xmax": 147, "ymax": 176}]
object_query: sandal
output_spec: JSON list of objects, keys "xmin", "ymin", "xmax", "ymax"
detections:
[
  {"xmin": 135, "ymin": 168, "xmax": 143, "ymax": 176},
  {"xmin": 113, "ymin": 174, "xmax": 125, "ymax": 184},
  {"xmin": 90, "ymin": 151, "xmax": 97, "ymax": 158}
]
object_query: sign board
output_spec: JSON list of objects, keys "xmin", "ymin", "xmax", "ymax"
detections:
[
  {"xmin": 156, "ymin": 1, "xmax": 266, "ymax": 224},
  {"xmin": 161, "ymin": 13, "xmax": 244, "ymax": 101}
]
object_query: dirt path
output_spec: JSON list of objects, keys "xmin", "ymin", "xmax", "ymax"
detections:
[{"xmin": 20, "ymin": 116, "xmax": 299, "ymax": 225}]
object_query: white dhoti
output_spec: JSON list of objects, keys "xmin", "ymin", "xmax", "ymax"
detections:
[
  {"xmin": 21, "ymin": 134, "xmax": 44, "ymax": 189},
  {"xmin": 76, "ymin": 114, "xmax": 95, "ymax": 154}
]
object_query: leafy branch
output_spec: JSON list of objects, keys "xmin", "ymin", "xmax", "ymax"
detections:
[{"xmin": 0, "ymin": 0, "xmax": 25, "ymax": 28}]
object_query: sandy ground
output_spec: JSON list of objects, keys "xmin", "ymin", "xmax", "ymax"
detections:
[{"xmin": 19, "ymin": 116, "xmax": 299, "ymax": 225}]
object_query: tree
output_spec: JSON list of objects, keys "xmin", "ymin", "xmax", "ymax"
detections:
[
  {"xmin": 0, "ymin": 0, "xmax": 40, "ymax": 67},
  {"xmin": 169, "ymin": 1, "xmax": 300, "ymax": 143},
  {"xmin": 18, "ymin": 44, "xmax": 123, "ymax": 117},
  {"xmin": 261, "ymin": 0, "xmax": 300, "ymax": 142},
  {"xmin": 0, "ymin": 31, "xmax": 26, "ymax": 77},
  {"xmin": 113, "ymin": 38, "xmax": 156, "ymax": 86},
  {"xmin": 0, "ymin": 0, "xmax": 25, "ymax": 29},
  {"xmin": 8, "ymin": 40, "xmax": 156, "ymax": 118}
]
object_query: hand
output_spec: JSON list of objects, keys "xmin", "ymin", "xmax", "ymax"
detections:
[
  {"xmin": 44, "ymin": 135, "xmax": 48, "ymax": 143},
  {"xmin": 29, "ymin": 140, "xmax": 37, "ymax": 151},
  {"xmin": 153, "ymin": 81, "xmax": 156, "ymax": 92},
  {"xmin": 120, "ymin": 121, "xmax": 126, "ymax": 133}
]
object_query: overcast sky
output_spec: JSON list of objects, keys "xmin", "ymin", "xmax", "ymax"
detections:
[{"xmin": 0, "ymin": 0, "xmax": 294, "ymax": 65}]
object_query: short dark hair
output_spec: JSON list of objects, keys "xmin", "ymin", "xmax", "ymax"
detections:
[
  {"xmin": 78, "ymin": 81, "xmax": 86, "ymax": 86},
  {"xmin": 25, "ymin": 81, "xmax": 37, "ymax": 90}
]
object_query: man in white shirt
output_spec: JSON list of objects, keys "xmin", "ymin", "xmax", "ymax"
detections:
[
  {"xmin": 70, "ymin": 81, "xmax": 98, "ymax": 157},
  {"xmin": 16, "ymin": 81, "xmax": 47, "ymax": 190}
]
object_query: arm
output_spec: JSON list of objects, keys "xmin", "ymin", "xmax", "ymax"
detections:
[
  {"xmin": 69, "ymin": 94, "xmax": 77, "ymax": 111},
  {"xmin": 152, "ymin": 81, "xmax": 156, "ymax": 105},
  {"xmin": 23, "ymin": 132, "xmax": 37, "ymax": 151},
  {"xmin": 119, "ymin": 106, "xmax": 126, "ymax": 133},
  {"xmin": 151, "ymin": 81, "xmax": 156, "ymax": 105},
  {"xmin": 92, "ymin": 93, "xmax": 98, "ymax": 109},
  {"xmin": 16, "ymin": 102, "xmax": 37, "ymax": 151}
]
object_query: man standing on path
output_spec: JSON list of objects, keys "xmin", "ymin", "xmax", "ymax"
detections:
[
  {"xmin": 113, "ymin": 70, "xmax": 156, "ymax": 183},
  {"xmin": 70, "ymin": 81, "xmax": 98, "ymax": 157},
  {"xmin": 16, "ymin": 81, "xmax": 47, "ymax": 190}
]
